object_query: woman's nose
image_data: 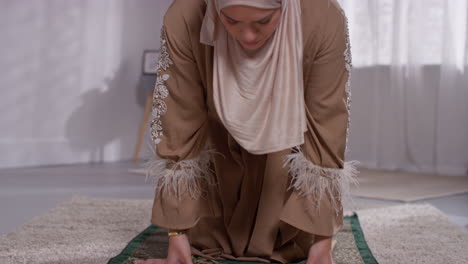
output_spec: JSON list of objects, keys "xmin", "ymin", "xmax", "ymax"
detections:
[{"xmin": 241, "ymin": 26, "xmax": 258, "ymax": 42}]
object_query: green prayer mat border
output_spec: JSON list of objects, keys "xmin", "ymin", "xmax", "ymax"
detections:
[
  {"xmin": 107, "ymin": 215, "xmax": 378, "ymax": 264},
  {"xmin": 348, "ymin": 215, "xmax": 378, "ymax": 264}
]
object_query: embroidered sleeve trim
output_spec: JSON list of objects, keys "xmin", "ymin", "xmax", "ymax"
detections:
[
  {"xmin": 344, "ymin": 15, "xmax": 353, "ymax": 156},
  {"xmin": 151, "ymin": 27, "xmax": 173, "ymax": 145}
]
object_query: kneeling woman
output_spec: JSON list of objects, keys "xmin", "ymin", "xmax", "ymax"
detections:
[{"xmin": 142, "ymin": 0, "xmax": 357, "ymax": 263}]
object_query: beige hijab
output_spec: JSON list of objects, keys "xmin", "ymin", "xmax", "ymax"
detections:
[{"xmin": 201, "ymin": 0, "xmax": 306, "ymax": 155}]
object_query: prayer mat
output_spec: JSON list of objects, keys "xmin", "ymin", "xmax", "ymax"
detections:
[{"xmin": 107, "ymin": 215, "xmax": 378, "ymax": 264}]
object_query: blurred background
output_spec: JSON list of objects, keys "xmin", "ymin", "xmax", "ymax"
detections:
[
  {"xmin": 343, "ymin": 0, "xmax": 468, "ymax": 176},
  {"xmin": 0, "ymin": 0, "xmax": 169, "ymax": 168},
  {"xmin": 0, "ymin": 0, "xmax": 467, "ymax": 245},
  {"xmin": 0, "ymin": 0, "xmax": 466, "ymax": 175}
]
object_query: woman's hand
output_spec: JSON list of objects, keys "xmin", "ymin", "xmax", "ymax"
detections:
[
  {"xmin": 306, "ymin": 235, "xmax": 334, "ymax": 264},
  {"xmin": 138, "ymin": 233, "xmax": 193, "ymax": 264},
  {"xmin": 167, "ymin": 234, "xmax": 193, "ymax": 264}
]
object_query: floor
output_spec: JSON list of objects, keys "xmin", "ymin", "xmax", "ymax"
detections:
[{"xmin": 0, "ymin": 161, "xmax": 467, "ymax": 236}]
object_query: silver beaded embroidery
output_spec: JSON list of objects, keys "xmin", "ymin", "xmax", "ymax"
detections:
[
  {"xmin": 343, "ymin": 16, "xmax": 352, "ymax": 156},
  {"xmin": 151, "ymin": 28, "xmax": 173, "ymax": 145}
]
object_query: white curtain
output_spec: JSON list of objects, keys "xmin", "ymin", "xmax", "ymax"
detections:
[{"xmin": 339, "ymin": 0, "xmax": 468, "ymax": 176}]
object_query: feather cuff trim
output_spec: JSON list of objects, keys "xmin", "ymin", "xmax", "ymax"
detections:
[
  {"xmin": 145, "ymin": 150, "xmax": 215, "ymax": 200},
  {"xmin": 284, "ymin": 150, "xmax": 359, "ymax": 215}
]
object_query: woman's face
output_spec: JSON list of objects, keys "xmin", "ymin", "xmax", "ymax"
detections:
[{"xmin": 219, "ymin": 5, "xmax": 281, "ymax": 51}]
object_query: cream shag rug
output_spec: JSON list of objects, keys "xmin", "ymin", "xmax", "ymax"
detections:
[
  {"xmin": 0, "ymin": 197, "xmax": 152, "ymax": 264},
  {"xmin": 358, "ymin": 204, "xmax": 468, "ymax": 264},
  {"xmin": 1, "ymin": 197, "xmax": 468, "ymax": 264},
  {"xmin": 351, "ymin": 168, "xmax": 468, "ymax": 202}
]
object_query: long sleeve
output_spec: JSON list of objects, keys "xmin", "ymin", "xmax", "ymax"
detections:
[
  {"xmin": 280, "ymin": 2, "xmax": 358, "ymax": 236},
  {"xmin": 146, "ymin": 6, "xmax": 217, "ymax": 230}
]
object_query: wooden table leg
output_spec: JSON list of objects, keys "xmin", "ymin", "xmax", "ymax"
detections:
[{"xmin": 134, "ymin": 94, "xmax": 153, "ymax": 164}]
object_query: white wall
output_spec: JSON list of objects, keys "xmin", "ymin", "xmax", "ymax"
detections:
[{"xmin": 0, "ymin": 0, "xmax": 172, "ymax": 168}]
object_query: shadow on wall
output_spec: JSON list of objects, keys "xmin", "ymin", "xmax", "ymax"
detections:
[
  {"xmin": 65, "ymin": 63, "xmax": 126, "ymax": 163},
  {"xmin": 0, "ymin": 0, "xmax": 170, "ymax": 168},
  {"xmin": 64, "ymin": 0, "xmax": 164, "ymax": 164},
  {"xmin": 63, "ymin": 66, "xmax": 155, "ymax": 164},
  {"xmin": 64, "ymin": 61, "xmax": 150, "ymax": 164}
]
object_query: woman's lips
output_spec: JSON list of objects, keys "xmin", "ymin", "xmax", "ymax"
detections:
[{"xmin": 242, "ymin": 40, "xmax": 260, "ymax": 46}]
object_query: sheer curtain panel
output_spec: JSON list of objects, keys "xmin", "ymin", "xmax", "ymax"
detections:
[{"xmin": 339, "ymin": 0, "xmax": 468, "ymax": 176}]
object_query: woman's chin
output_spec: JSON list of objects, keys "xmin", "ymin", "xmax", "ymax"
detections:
[
  {"xmin": 239, "ymin": 40, "xmax": 265, "ymax": 51},
  {"xmin": 240, "ymin": 40, "xmax": 265, "ymax": 52}
]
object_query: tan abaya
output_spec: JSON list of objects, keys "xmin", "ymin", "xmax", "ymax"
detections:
[{"xmin": 147, "ymin": 0, "xmax": 357, "ymax": 263}]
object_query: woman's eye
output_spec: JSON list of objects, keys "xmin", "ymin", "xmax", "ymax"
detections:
[
  {"xmin": 227, "ymin": 18, "xmax": 238, "ymax": 25},
  {"xmin": 257, "ymin": 19, "xmax": 271, "ymax": 25}
]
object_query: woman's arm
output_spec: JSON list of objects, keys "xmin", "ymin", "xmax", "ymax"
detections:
[
  {"xmin": 147, "ymin": 5, "xmax": 214, "ymax": 231},
  {"xmin": 281, "ymin": 3, "xmax": 358, "ymax": 237}
]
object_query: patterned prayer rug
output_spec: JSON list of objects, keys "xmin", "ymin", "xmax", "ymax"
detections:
[{"xmin": 108, "ymin": 215, "xmax": 378, "ymax": 264}]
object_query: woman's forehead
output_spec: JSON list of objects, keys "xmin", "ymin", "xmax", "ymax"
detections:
[
  {"xmin": 220, "ymin": 5, "xmax": 278, "ymax": 22},
  {"xmin": 217, "ymin": 0, "xmax": 281, "ymax": 10}
]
